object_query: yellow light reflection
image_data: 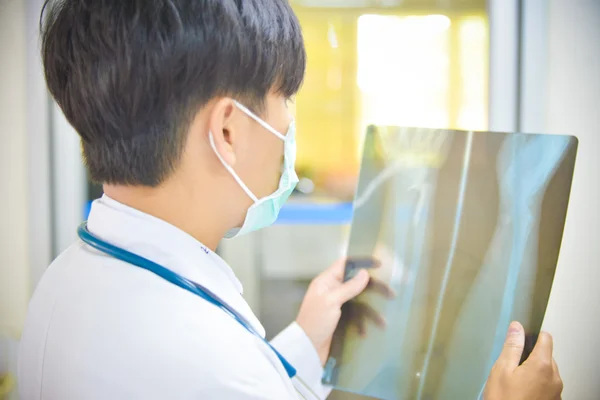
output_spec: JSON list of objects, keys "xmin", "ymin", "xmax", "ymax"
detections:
[{"xmin": 357, "ymin": 14, "xmax": 452, "ymax": 158}]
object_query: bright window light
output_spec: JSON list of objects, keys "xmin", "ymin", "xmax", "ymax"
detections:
[{"xmin": 357, "ymin": 14, "xmax": 451, "ymax": 155}]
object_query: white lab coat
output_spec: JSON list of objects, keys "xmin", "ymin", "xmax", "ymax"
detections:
[{"xmin": 18, "ymin": 196, "xmax": 331, "ymax": 399}]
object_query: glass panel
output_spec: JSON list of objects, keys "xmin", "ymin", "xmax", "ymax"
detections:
[{"xmin": 326, "ymin": 126, "xmax": 577, "ymax": 400}]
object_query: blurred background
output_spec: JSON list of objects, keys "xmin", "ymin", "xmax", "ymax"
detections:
[{"xmin": 0, "ymin": 0, "xmax": 598, "ymax": 399}]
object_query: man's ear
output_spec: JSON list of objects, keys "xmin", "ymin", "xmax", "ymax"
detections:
[{"xmin": 208, "ymin": 98, "xmax": 237, "ymax": 167}]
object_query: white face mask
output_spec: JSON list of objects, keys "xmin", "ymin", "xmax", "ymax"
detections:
[{"xmin": 209, "ymin": 100, "xmax": 298, "ymax": 239}]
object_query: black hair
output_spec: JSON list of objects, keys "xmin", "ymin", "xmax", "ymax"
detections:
[{"xmin": 40, "ymin": 0, "xmax": 306, "ymax": 186}]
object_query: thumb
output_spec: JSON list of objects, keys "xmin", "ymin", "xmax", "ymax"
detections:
[
  {"xmin": 496, "ymin": 321, "xmax": 525, "ymax": 371},
  {"xmin": 333, "ymin": 269, "xmax": 370, "ymax": 305}
]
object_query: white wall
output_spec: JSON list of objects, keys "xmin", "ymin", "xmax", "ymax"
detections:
[
  {"xmin": 488, "ymin": 0, "xmax": 520, "ymax": 132},
  {"xmin": 1, "ymin": 1, "xmax": 52, "ymax": 397},
  {"xmin": 0, "ymin": 1, "xmax": 31, "ymax": 397},
  {"xmin": 25, "ymin": 0, "xmax": 53, "ymax": 291},
  {"xmin": 0, "ymin": 0, "xmax": 31, "ymax": 342},
  {"xmin": 541, "ymin": 1, "xmax": 600, "ymax": 399}
]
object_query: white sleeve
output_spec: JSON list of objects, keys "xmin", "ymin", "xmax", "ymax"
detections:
[{"xmin": 270, "ymin": 322, "xmax": 333, "ymax": 400}]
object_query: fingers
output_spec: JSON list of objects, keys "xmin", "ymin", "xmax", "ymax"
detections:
[
  {"xmin": 355, "ymin": 302, "xmax": 386, "ymax": 328},
  {"xmin": 332, "ymin": 269, "xmax": 370, "ymax": 304},
  {"xmin": 347, "ymin": 302, "xmax": 386, "ymax": 338},
  {"xmin": 346, "ymin": 257, "xmax": 381, "ymax": 269},
  {"xmin": 552, "ymin": 359, "xmax": 564, "ymax": 400},
  {"xmin": 325, "ymin": 257, "xmax": 377, "ymax": 280},
  {"xmin": 527, "ymin": 332, "xmax": 554, "ymax": 365},
  {"xmin": 348, "ymin": 306, "xmax": 368, "ymax": 338},
  {"xmin": 366, "ymin": 278, "xmax": 396, "ymax": 299},
  {"xmin": 335, "ymin": 257, "xmax": 381, "ymax": 281},
  {"xmin": 552, "ymin": 358, "xmax": 561, "ymax": 379},
  {"xmin": 327, "ymin": 258, "xmax": 349, "ymax": 281},
  {"xmin": 357, "ymin": 317, "xmax": 366, "ymax": 337},
  {"xmin": 519, "ymin": 332, "xmax": 562, "ymax": 399},
  {"xmin": 552, "ymin": 358, "xmax": 563, "ymax": 396},
  {"xmin": 496, "ymin": 321, "xmax": 525, "ymax": 371}
]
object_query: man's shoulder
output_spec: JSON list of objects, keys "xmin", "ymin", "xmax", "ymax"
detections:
[
  {"xmin": 20, "ymin": 241, "xmax": 294, "ymax": 399},
  {"xmin": 28, "ymin": 239, "xmax": 259, "ymax": 355}
]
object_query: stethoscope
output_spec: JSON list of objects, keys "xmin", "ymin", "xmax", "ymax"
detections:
[{"xmin": 78, "ymin": 222, "xmax": 326, "ymax": 398}]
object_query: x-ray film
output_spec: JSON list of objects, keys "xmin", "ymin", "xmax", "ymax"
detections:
[{"xmin": 325, "ymin": 126, "xmax": 578, "ymax": 400}]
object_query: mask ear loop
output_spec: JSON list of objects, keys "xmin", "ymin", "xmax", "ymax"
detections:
[
  {"xmin": 208, "ymin": 132, "xmax": 259, "ymax": 203},
  {"xmin": 233, "ymin": 100, "xmax": 287, "ymax": 141}
]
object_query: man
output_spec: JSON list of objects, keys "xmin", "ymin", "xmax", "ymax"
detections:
[{"xmin": 18, "ymin": 0, "xmax": 563, "ymax": 399}]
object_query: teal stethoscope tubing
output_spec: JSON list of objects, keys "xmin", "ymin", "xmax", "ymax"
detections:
[{"xmin": 77, "ymin": 222, "xmax": 297, "ymax": 379}]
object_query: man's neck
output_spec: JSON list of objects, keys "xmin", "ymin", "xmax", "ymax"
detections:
[{"xmin": 103, "ymin": 184, "xmax": 226, "ymax": 251}]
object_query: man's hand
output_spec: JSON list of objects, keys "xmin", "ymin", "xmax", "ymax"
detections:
[
  {"xmin": 484, "ymin": 321, "xmax": 563, "ymax": 400},
  {"xmin": 295, "ymin": 258, "xmax": 392, "ymax": 365}
]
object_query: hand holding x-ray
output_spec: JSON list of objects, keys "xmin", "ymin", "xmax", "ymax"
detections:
[
  {"xmin": 324, "ymin": 126, "xmax": 577, "ymax": 400},
  {"xmin": 296, "ymin": 255, "xmax": 395, "ymax": 366},
  {"xmin": 342, "ymin": 252, "xmax": 397, "ymax": 337}
]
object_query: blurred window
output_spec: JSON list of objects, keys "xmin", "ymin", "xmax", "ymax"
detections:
[{"xmin": 291, "ymin": 3, "xmax": 488, "ymax": 200}]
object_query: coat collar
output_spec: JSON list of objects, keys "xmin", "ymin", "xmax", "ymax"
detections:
[{"xmin": 86, "ymin": 195, "xmax": 266, "ymax": 337}]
